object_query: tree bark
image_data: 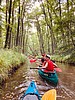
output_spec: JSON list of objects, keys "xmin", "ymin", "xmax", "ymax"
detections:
[
  {"xmin": 16, "ymin": 0, "xmax": 20, "ymax": 46},
  {"xmin": 0, "ymin": 0, "xmax": 2, "ymax": 48},
  {"xmin": 4, "ymin": 0, "xmax": 12, "ymax": 48},
  {"xmin": 36, "ymin": 16, "xmax": 45, "ymax": 54}
]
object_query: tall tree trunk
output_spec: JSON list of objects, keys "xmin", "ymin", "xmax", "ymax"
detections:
[
  {"xmin": 14, "ymin": 9, "xmax": 17, "ymax": 47},
  {"xmin": 46, "ymin": 0, "xmax": 55, "ymax": 54},
  {"xmin": 36, "ymin": 16, "xmax": 45, "ymax": 54},
  {"xmin": 22, "ymin": 32, "xmax": 25, "ymax": 53},
  {"xmin": 0, "ymin": 0, "xmax": 2, "ymax": 36},
  {"xmin": 40, "ymin": 0, "xmax": 51, "ymax": 54},
  {"xmin": 16, "ymin": 0, "xmax": 20, "ymax": 46},
  {"xmin": 0, "ymin": 0, "xmax": 2, "ymax": 48},
  {"xmin": 70, "ymin": 0, "xmax": 75, "ymax": 48},
  {"xmin": 4, "ymin": 0, "xmax": 12, "ymax": 48},
  {"xmin": 67, "ymin": 0, "xmax": 70, "ymax": 48},
  {"xmin": 10, "ymin": 0, "xmax": 15, "ymax": 48},
  {"xmin": 41, "ymin": 0, "xmax": 54, "ymax": 54},
  {"xmin": 20, "ymin": 0, "xmax": 25, "ymax": 52},
  {"xmin": 59, "ymin": 0, "xmax": 65, "ymax": 45}
]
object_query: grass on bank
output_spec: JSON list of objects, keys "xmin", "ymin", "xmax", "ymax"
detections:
[
  {"xmin": 0, "ymin": 49, "xmax": 26, "ymax": 85},
  {"xmin": 51, "ymin": 49, "xmax": 75, "ymax": 64}
]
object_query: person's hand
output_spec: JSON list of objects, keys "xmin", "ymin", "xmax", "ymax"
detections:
[{"xmin": 39, "ymin": 65, "xmax": 42, "ymax": 67}]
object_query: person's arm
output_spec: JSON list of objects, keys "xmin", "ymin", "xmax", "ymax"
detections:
[
  {"xmin": 40, "ymin": 62, "xmax": 48, "ymax": 69},
  {"xmin": 53, "ymin": 63, "xmax": 58, "ymax": 68}
]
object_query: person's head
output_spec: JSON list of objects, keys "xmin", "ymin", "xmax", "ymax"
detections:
[
  {"xmin": 46, "ymin": 54, "xmax": 50, "ymax": 60},
  {"xmin": 41, "ymin": 58, "xmax": 45, "ymax": 63},
  {"xmin": 42, "ymin": 54, "xmax": 46, "ymax": 57}
]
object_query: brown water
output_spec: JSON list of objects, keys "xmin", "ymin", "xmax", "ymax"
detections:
[{"xmin": 0, "ymin": 61, "xmax": 75, "ymax": 100}]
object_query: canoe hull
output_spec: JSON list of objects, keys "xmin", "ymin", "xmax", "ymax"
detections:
[
  {"xmin": 38, "ymin": 69, "xmax": 58, "ymax": 86},
  {"xmin": 21, "ymin": 81, "xmax": 41, "ymax": 100},
  {"xmin": 42, "ymin": 89, "xmax": 56, "ymax": 100}
]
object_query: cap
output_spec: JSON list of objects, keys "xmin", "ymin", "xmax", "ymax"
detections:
[{"xmin": 46, "ymin": 54, "xmax": 50, "ymax": 59}]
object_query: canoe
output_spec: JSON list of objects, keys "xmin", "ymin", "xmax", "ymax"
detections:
[
  {"xmin": 21, "ymin": 81, "xmax": 41, "ymax": 100},
  {"xmin": 21, "ymin": 81, "xmax": 56, "ymax": 100},
  {"xmin": 38, "ymin": 69, "xmax": 58, "ymax": 86},
  {"xmin": 42, "ymin": 89, "xmax": 56, "ymax": 100}
]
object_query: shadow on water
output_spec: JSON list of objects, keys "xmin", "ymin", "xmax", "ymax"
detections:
[{"xmin": 0, "ymin": 61, "xmax": 75, "ymax": 100}]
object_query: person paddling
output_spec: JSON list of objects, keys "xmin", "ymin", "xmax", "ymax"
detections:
[{"xmin": 40, "ymin": 54, "xmax": 54, "ymax": 72}]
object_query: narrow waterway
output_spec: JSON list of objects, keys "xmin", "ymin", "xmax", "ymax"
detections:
[{"xmin": 0, "ymin": 60, "xmax": 75, "ymax": 100}]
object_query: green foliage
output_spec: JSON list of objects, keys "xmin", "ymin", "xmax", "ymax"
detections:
[
  {"xmin": 0, "ymin": 49, "xmax": 26, "ymax": 84},
  {"xmin": 0, "ymin": 0, "xmax": 75, "ymax": 65},
  {"xmin": 51, "ymin": 48, "xmax": 75, "ymax": 64}
]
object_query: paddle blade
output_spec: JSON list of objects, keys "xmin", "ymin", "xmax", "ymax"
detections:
[
  {"xmin": 42, "ymin": 89, "xmax": 56, "ymax": 100},
  {"xmin": 30, "ymin": 59, "xmax": 36, "ymax": 63},
  {"xmin": 54, "ymin": 67, "xmax": 62, "ymax": 72}
]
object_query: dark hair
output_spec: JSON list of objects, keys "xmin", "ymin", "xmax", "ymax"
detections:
[
  {"xmin": 41, "ymin": 58, "xmax": 45, "ymax": 63},
  {"xmin": 42, "ymin": 54, "xmax": 45, "ymax": 57}
]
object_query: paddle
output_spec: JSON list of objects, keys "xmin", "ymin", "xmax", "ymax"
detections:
[
  {"xmin": 42, "ymin": 89, "xmax": 56, "ymax": 100},
  {"xmin": 30, "ymin": 67, "xmax": 62, "ymax": 72},
  {"xmin": 30, "ymin": 59, "xmax": 36, "ymax": 63},
  {"xmin": 53, "ymin": 63, "xmax": 62, "ymax": 72},
  {"xmin": 30, "ymin": 59, "xmax": 55, "ymax": 63},
  {"xmin": 30, "ymin": 67, "xmax": 44, "ymax": 69},
  {"xmin": 54, "ymin": 67, "xmax": 62, "ymax": 72}
]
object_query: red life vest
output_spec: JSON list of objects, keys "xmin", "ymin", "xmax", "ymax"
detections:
[{"xmin": 46, "ymin": 60, "xmax": 54, "ymax": 71}]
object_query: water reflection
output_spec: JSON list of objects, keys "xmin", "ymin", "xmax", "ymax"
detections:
[{"xmin": 0, "ymin": 62, "xmax": 75, "ymax": 100}]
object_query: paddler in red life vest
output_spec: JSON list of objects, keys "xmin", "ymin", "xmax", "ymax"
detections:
[{"xmin": 40, "ymin": 54, "xmax": 54, "ymax": 72}]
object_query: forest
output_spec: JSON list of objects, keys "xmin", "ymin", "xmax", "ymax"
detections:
[
  {"xmin": 0, "ymin": 1, "xmax": 75, "ymax": 99},
  {"xmin": 0, "ymin": 0, "xmax": 75, "ymax": 64}
]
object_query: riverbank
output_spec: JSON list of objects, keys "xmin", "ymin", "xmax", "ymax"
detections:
[
  {"xmin": 51, "ymin": 52, "xmax": 75, "ymax": 65},
  {"xmin": 0, "ymin": 49, "xmax": 26, "ymax": 86},
  {"xmin": 50, "ymin": 47, "xmax": 75, "ymax": 65}
]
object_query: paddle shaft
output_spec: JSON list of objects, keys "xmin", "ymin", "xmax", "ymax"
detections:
[
  {"xmin": 30, "ymin": 67, "xmax": 62, "ymax": 72},
  {"xmin": 30, "ymin": 67, "xmax": 45, "ymax": 69},
  {"xmin": 30, "ymin": 67, "xmax": 40, "ymax": 69}
]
